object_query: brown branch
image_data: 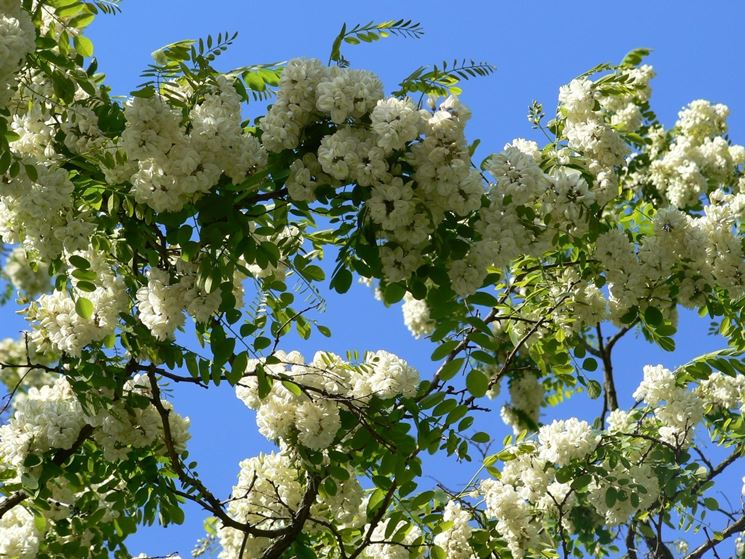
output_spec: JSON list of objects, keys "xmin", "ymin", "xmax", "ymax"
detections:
[
  {"xmin": 486, "ymin": 290, "xmax": 574, "ymax": 392},
  {"xmin": 596, "ymin": 321, "xmax": 636, "ymax": 424},
  {"xmin": 683, "ymin": 515, "xmax": 745, "ymax": 559},
  {"xmin": 259, "ymin": 473, "xmax": 321, "ymax": 559},
  {"xmin": 145, "ymin": 370, "xmax": 285, "ymax": 538},
  {"xmin": 626, "ymin": 523, "xmax": 638, "ymax": 559},
  {"xmin": 349, "ymin": 481, "xmax": 399, "ymax": 559}
]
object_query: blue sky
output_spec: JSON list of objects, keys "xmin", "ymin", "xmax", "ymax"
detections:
[{"xmin": 8, "ymin": 0, "xmax": 745, "ymax": 556}]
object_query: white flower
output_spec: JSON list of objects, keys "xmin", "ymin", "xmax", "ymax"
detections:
[
  {"xmin": 401, "ymin": 293, "xmax": 435, "ymax": 339},
  {"xmin": 676, "ymin": 99, "xmax": 729, "ymax": 141},
  {"xmin": 433, "ymin": 501, "xmax": 474, "ymax": 559},
  {"xmin": 316, "ymin": 68, "xmax": 383, "ymax": 124},
  {"xmin": 370, "ymin": 97, "xmax": 427, "ymax": 152},
  {"xmin": 136, "ymin": 268, "xmax": 187, "ymax": 341},
  {"xmin": 352, "ymin": 350, "xmax": 420, "ymax": 401},
  {"xmin": 537, "ymin": 418, "xmax": 599, "ymax": 466},
  {"xmin": 0, "ymin": 506, "xmax": 40, "ymax": 559}
]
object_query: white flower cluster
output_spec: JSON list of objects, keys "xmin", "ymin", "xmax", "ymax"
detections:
[
  {"xmin": 0, "ymin": 505, "xmax": 39, "ymax": 559},
  {"xmin": 218, "ymin": 450, "xmax": 364, "ymax": 559},
  {"xmin": 0, "ymin": 165, "xmax": 94, "ymax": 260},
  {"xmin": 482, "ymin": 352, "xmax": 742, "ymax": 549},
  {"xmin": 558, "ymin": 68, "xmax": 654, "ymax": 177},
  {"xmin": 500, "ymin": 372, "xmax": 544, "ymax": 434},
  {"xmin": 0, "ymin": 0, "xmax": 36, "ymax": 107},
  {"xmin": 262, "ymin": 60, "xmax": 485, "ymax": 287},
  {"xmin": 480, "ymin": 416, "xmax": 652, "ymax": 556},
  {"xmin": 401, "ymin": 293, "xmax": 435, "ymax": 339},
  {"xmin": 26, "ymin": 250, "xmax": 128, "ymax": 356},
  {"xmin": 3, "ymin": 246, "xmax": 49, "ymax": 298},
  {"xmin": 118, "ymin": 77, "xmax": 267, "ymax": 212},
  {"xmin": 697, "ymin": 371, "xmax": 745, "ymax": 412},
  {"xmin": 10, "ymin": 105, "xmax": 56, "ymax": 160},
  {"xmin": 191, "ymin": 76, "xmax": 267, "ymax": 183},
  {"xmin": 595, "ymin": 200, "xmax": 745, "ymax": 324},
  {"xmin": 0, "ymin": 336, "xmax": 54, "ymax": 395},
  {"xmin": 235, "ymin": 349, "xmax": 419, "ymax": 450},
  {"xmin": 0, "ymin": 374, "xmax": 191, "ymax": 471},
  {"xmin": 468, "ymin": 147, "xmax": 600, "ymax": 298},
  {"xmin": 136, "ymin": 258, "xmax": 245, "ymax": 341},
  {"xmin": 433, "ymin": 501, "xmax": 475, "ymax": 559},
  {"xmin": 480, "ymin": 421, "xmax": 596, "ymax": 557},
  {"xmin": 650, "ymin": 100, "xmax": 744, "ymax": 208},
  {"xmin": 633, "ymin": 364, "xmax": 704, "ymax": 446},
  {"xmin": 536, "ymin": 418, "xmax": 600, "ymax": 467},
  {"xmin": 480, "ymin": 475, "xmax": 545, "ymax": 559},
  {"xmin": 262, "ymin": 59, "xmax": 384, "ymax": 152},
  {"xmin": 0, "ymin": 376, "xmax": 85, "ymax": 470},
  {"xmin": 61, "ymin": 105, "xmax": 106, "ymax": 155},
  {"xmin": 136, "ymin": 267, "xmax": 187, "ymax": 340}
]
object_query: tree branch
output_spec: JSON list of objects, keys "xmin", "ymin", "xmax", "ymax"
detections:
[
  {"xmin": 259, "ymin": 473, "xmax": 321, "ymax": 559},
  {"xmin": 683, "ymin": 515, "xmax": 745, "ymax": 559},
  {"xmin": 145, "ymin": 370, "xmax": 287, "ymax": 538}
]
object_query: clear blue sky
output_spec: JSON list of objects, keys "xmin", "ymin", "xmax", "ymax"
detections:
[{"xmin": 12, "ymin": 1, "xmax": 745, "ymax": 555}]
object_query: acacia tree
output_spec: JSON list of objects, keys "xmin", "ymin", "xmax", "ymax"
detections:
[{"xmin": 0, "ymin": 1, "xmax": 744, "ymax": 558}]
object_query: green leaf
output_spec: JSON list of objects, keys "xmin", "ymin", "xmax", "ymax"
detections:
[
  {"xmin": 467, "ymin": 291, "xmax": 499, "ymax": 307},
  {"xmin": 466, "ymin": 370, "xmax": 489, "ymax": 397},
  {"xmin": 703, "ymin": 497, "xmax": 719, "ymax": 511},
  {"xmin": 471, "ymin": 432, "xmax": 490, "ymax": 443},
  {"xmin": 186, "ymin": 354, "xmax": 199, "ymax": 379},
  {"xmin": 571, "ymin": 474, "xmax": 593, "ymax": 490},
  {"xmin": 254, "ymin": 336, "xmax": 271, "ymax": 351},
  {"xmin": 420, "ymin": 392, "xmax": 445, "ymax": 409},
  {"xmin": 587, "ymin": 380, "xmax": 602, "ymax": 399},
  {"xmin": 605, "ymin": 487, "xmax": 616, "ymax": 507},
  {"xmin": 75, "ymin": 297, "xmax": 94, "ymax": 320},
  {"xmin": 431, "ymin": 340, "xmax": 458, "ymax": 361},
  {"xmin": 331, "ymin": 268, "xmax": 353, "ymax": 294},
  {"xmin": 69, "ymin": 255, "xmax": 91, "ymax": 269},
  {"xmin": 24, "ymin": 164, "xmax": 37, "ymax": 181},
  {"xmin": 555, "ymin": 468, "xmax": 573, "ymax": 484},
  {"xmin": 282, "ymin": 380, "xmax": 302, "ymax": 396},
  {"xmin": 69, "ymin": 12, "xmax": 95, "ymax": 28},
  {"xmin": 74, "ymin": 35, "xmax": 94, "ymax": 57},
  {"xmin": 301, "ymin": 265, "xmax": 325, "ymax": 282},
  {"xmin": 226, "ymin": 351, "xmax": 248, "ymax": 385},
  {"xmin": 439, "ymin": 358, "xmax": 464, "ymax": 381},
  {"xmin": 329, "ymin": 19, "xmax": 423, "ymax": 65},
  {"xmin": 622, "ymin": 47, "xmax": 651, "ymax": 66},
  {"xmin": 582, "ymin": 357, "xmax": 598, "ymax": 372},
  {"xmin": 644, "ymin": 306, "xmax": 663, "ymax": 326},
  {"xmin": 76, "ymin": 280, "xmax": 96, "ymax": 292},
  {"xmin": 383, "ymin": 282, "xmax": 406, "ymax": 305},
  {"xmin": 366, "ymin": 488, "xmax": 387, "ymax": 518},
  {"xmin": 33, "ymin": 514, "xmax": 47, "ymax": 533},
  {"xmin": 256, "ymin": 364, "xmax": 272, "ymax": 399}
]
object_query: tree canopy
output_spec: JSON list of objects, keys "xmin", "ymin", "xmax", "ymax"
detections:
[{"xmin": 0, "ymin": 1, "xmax": 744, "ymax": 559}]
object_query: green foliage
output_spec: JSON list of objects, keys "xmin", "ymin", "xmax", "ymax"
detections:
[
  {"xmin": 329, "ymin": 19, "xmax": 424, "ymax": 66},
  {"xmin": 394, "ymin": 59, "xmax": 497, "ymax": 98}
]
